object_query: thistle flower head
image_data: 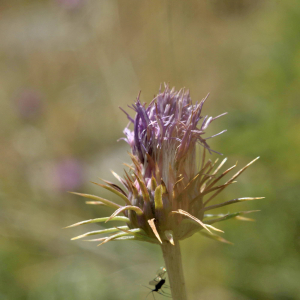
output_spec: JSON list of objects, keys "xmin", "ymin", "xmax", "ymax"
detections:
[
  {"xmin": 67, "ymin": 84, "xmax": 262, "ymax": 246},
  {"xmin": 122, "ymin": 85, "xmax": 225, "ymax": 190}
]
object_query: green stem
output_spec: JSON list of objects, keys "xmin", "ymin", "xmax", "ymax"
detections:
[{"xmin": 161, "ymin": 241, "xmax": 188, "ymax": 300}]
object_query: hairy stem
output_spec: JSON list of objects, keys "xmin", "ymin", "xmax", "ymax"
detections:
[{"xmin": 161, "ymin": 241, "xmax": 188, "ymax": 300}]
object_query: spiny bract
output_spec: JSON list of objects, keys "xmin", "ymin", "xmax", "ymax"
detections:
[{"xmin": 67, "ymin": 84, "xmax": 263, "ymax": 246}]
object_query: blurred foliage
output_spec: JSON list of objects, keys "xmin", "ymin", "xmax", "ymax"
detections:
[{"xmin": 1, "ymin": 0, "xmax": 300, "ymax": 299}]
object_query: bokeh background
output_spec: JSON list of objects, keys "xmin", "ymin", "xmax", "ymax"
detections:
[{"xmin": 1, "ymin": 0, "xmax": 300, "ymax": 299}]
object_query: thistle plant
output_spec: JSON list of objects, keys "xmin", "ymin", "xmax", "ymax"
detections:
[{"xmin": 67, "ymin": 84, "xmax": 262, "ymax": 300}]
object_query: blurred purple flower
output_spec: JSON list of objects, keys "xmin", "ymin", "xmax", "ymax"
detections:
[
  {"xmin": 15, "ymin": 90, "xmax": 43, "ymax": 120},
  {"xmin": 55, "ymin": 158, "xmax": 84, "ymax": 192}
]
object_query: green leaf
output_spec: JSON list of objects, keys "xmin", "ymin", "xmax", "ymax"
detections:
[
  {"xmin": 69, "ymin": 192, "xmax": 120, "ymax": 209},
  {"xmin": 204, "ymin": 197, "xmax": 264, "ymax": 212},
  {"xmin": 113, "ymin": 235, "xmax": 159, "ymax": 244},
  {"xmin": 65, "ymin": 216, "xmax": 131, "ymax": 228},
  {"xmin": 97, "ymin": 228, "xmax": 145, "ymax": 246},
  {"xmin": 71, "ymin": 226, "xmax": 128, "ymax": 240},
  {"xmin": 171, "ymin": 209, "xmax": 223, "ymax": 234},
  {"xmin": 105, "ymin": 205, "xmax": 143, "ymax": 223},
  {"xmin": 199, "ymin": 231, "xmax": 233, "ymax": 245},
  {"xmin": 92, "ymin": 181, "xmax": 131, "ymax": 205},
  {"xmin": 204, "ymin": 210, "xmax": 260, "ymax": 225}
]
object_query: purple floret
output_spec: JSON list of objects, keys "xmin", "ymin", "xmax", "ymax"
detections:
[{"xmin": 121, "ymin": 85, "xmax": 227, "ymax": 168}]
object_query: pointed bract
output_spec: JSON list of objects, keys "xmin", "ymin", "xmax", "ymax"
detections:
[{"xmin": 67, "ymin": 85, "xmax": 262, "ymax": 247}]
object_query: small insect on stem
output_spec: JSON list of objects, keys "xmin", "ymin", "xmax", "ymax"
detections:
[{"xmin": 143, "ymin": 267, "xmax": 172, "ymax": 299}]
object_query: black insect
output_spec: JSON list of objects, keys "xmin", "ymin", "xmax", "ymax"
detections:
[{"xmin": 144, "ymin": 267, "xmax": 172, "ymax": 299}]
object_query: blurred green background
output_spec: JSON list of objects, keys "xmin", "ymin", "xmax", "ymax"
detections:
[{"xmin": 1, "ymin": 0, "xmax": 300, "ymax": 299}]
